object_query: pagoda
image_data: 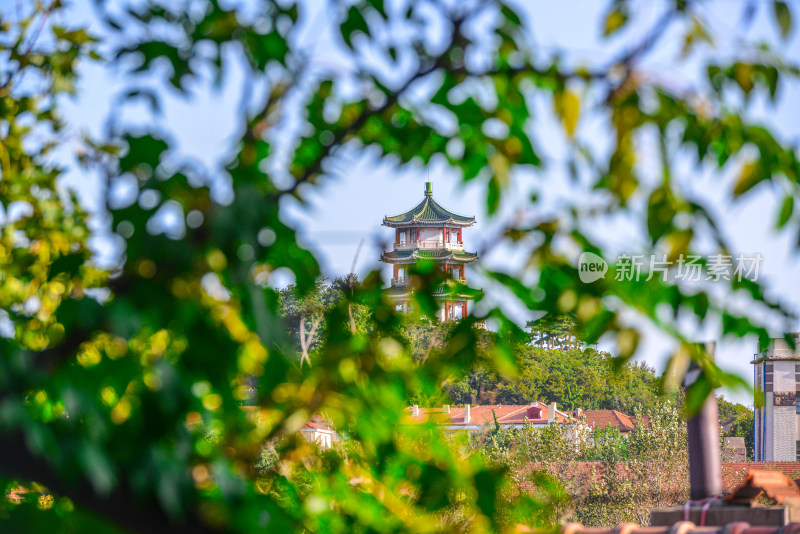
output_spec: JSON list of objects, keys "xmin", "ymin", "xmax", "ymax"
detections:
[{"xmin": 380, "ymin": 182, "xmax": 478, "ymax": 321}]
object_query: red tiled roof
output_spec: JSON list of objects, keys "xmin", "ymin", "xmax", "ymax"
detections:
[
  {"xmin": 402, "ymin": 403, "xmax": 573, "ymax": 426},
  {"xmin": 582, "ymin": 410, "xmax": 638, "ymax": 432},
  {"xmin": 728, "ymin": 469, "xmax": 800, "ymax": 505}
]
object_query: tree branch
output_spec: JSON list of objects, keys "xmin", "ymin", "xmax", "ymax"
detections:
[{"xmin": 278, "ymin": 16, "xmax": 467, "ymax": 199}]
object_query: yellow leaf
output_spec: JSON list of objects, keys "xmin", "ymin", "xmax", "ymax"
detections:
[
  {"xmin": 604, "ymin": 10, "xmax": 627, "ymax": 36},
  {"xmin": 733, "ymin": 160, "xmax": 764, "ymax": 196},
  {"xmin": 733, "ymin": 63, "xmax": 755, "ymax": 94},
  {"xmin": 554, "ymin": 90, "xmax": 580, "ymax": 138}
]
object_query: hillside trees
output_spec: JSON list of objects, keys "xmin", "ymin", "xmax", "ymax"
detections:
[
  {"xmin": 528, "ymin": 315, "xmax": 581, "ymax": 350},
  {"xmin": 0, "ymin": 0, "xmax": 796, "ymax": 532},
  {"xmin": 447, "ymin": 346, "xmax": 663, "ymax": 412},
  {"xmin": 277, "ymin": 277, "xmax": 370, "ymax": 364}
]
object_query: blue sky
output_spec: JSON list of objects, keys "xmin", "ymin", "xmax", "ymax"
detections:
[{"xmin": 55, "ymin": 0, "xmax": 800, "ymax": 405}]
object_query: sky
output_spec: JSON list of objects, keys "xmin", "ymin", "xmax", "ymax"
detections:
[{"xmin": 51, "ymin": 0, "xmax": 800, "ymax": 405}]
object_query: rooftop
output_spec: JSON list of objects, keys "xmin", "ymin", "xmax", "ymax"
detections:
[
  {"xmin": 383, "ymin": 182, "xmax": 476, "ymax": 228},
  {"xmin": 582, "ymin": 409, "xmax": 642, "ymax": 433},
  {"xmin": 402, "ymin": 403, "xmax": 573, "ymax": 426}
]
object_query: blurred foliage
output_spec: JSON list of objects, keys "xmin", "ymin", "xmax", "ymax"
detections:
[{"xmin": 0, "ymin": 0, "xmax": 797, "ymax": 531}]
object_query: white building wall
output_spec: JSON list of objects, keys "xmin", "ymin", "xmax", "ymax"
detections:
[
  {"xmin": 774, "ymin": 360, "xmax": 795, "ymax": 390},
  {"xmin": 765, "ymin": 391, "xmax": 773, "ymax": 460},
  {"xmin": 773, "ymin": 406, "xmax": 796, "ymax": 460}
]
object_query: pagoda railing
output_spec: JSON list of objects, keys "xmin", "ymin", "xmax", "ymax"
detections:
[
  {"xmin": 394, "ymin": 242, "xmax": 465, "ymax": 251},
  {"xmin": 390, "ymin": 277, "xmax": 465, "ymax": 287}
]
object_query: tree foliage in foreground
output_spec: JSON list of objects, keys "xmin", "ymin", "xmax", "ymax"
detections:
[{"xmin": 0, "ymin": 0, "xmax": 797, "ymax": 531}]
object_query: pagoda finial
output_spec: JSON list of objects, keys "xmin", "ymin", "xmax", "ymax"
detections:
[{"xmin": 424, "ymin": 181, "xmax": 432, "ymax": 196}]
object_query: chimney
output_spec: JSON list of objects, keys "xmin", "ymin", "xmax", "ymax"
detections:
[
  {"xmin": 442, "ymin": 404, "xmax": 450, "ymax": 414},
  {"xmin": 574, "ymin": 408, "xmax": 583, "ymax": 419},
  {"xmin": 547, "ymin": 402, "xmax": 557, "ymax": 421},
  {"xmin": 464, "ymin": 404, "xmax": 471, "ymax": 424},
  {"xmin": 411, "ymin": 404, "xmax": 419, "ymax": 417},
  {"xmin": 684, "ymin": 342, "xmax": 722, "ymax": 500}
]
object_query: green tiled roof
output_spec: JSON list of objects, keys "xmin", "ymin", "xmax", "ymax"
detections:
[
  {"xmin": 380, "ymin": 249, "xmax": 478, "ymax": 264},
  {"xmin": 384, "ymin": 283, "xmax": 482, "ymax": 300},
  {"xmin": 383, "ymin": 182, "xmax": 475, "ymax": 227}
]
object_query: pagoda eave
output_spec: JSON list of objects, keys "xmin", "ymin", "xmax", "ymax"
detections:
[
  {"xmin": 380, "ymin": 252, "xmax": 478, "ymax": 264},
  {"xmin": 382, "ymin": 218, "xmax": 476, "ymax": 229},
  {"xmin": 384, "ymin": 288, "xmax": 481, "ymax": 300}
]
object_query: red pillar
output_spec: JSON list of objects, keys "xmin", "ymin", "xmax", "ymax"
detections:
[
  {"xmin": 458, "ymin": 228, "xmax": 462, "ymax": 242},
  {"xmin": 462, "ymin": 301, "xmax": 467, "ymax": 318},
  {"xmin": 417, "ymin": 227, "xmax": 420, "ymax": 244},
  {"xmin": 443, "ymin": 227, "xmax": 446, "ymax": 243}
]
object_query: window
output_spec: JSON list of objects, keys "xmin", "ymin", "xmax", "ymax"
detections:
[
  {"xmin": 451, "ymin": 230, "xmax": 458, "ymax": 242},
  {"xmin": 796, "ymin": 441, "xmax": 800, "ymax": 461},
  {"xmin": 399, "ymin": 231, "xmax": 406, "ymax": 244}
]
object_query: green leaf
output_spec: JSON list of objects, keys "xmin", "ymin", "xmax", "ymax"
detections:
[
  {"xmin": 340, "ymin": 6, "xmax": 370, "ymax": 48},
  {"xmin": 120, "ymin": 134, "xmax": 168, "ymax": 173},
  {"xmin": 500, "ymin": 5, "xmax": 522, "ymax": 27},
  {"xmin": 773, "ymin": 1, "xmax": 793, "ymax": 39},
  {"xmin": 474, "ymin": 467, "xmax": 506, "ymax": 524},
  {"xmin": 367, "ymin": 0, "xmax": 386, "ymax": 18},
  {"xmin": 49, "ymin": 253, "xmax": 84, "ymax": 278},
  {"xmin": 777, "ymin": 195, "xmax": 794, "ymax": 228},
  {"xmin": 684, "ymin": 372, "xmax": 713, "ymax": 416}
]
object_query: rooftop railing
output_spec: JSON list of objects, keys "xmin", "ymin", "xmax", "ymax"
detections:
[{"xmin": 394, "ymin": 242, "xmax": 464, "ymax": 251}]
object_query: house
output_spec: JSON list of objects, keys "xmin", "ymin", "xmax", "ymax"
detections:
[
  {"xmin": 299, "ymin": 421, "xmax": 337, "ymax": 450},
  {"xmin": 402, "ymin": 402, "xmax": 574, "ymax": 432},
  {"xmin": 580, "ymin": 409, "xmax": 641, "ymax": 434},
  {"xmin": 241, "ymin": 406, "xmax": 339, "ymax": 450}
]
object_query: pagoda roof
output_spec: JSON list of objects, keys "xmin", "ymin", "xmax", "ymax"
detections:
[
  {"xmin": 380, "ymin": 249, "xmax": 478, "ymax": 264},
  {"xmin": 383, "ymin": 182, "xmax": 476, "ymax": 228}
]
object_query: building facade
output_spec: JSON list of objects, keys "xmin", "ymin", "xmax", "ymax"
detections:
[
  {"xmin": 754, "ymin": 333, "xmax": 800, "ymax": 461},
  {"xmin": 380, "ymin": 182, "xmax": 478, "ymax": 321}
]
